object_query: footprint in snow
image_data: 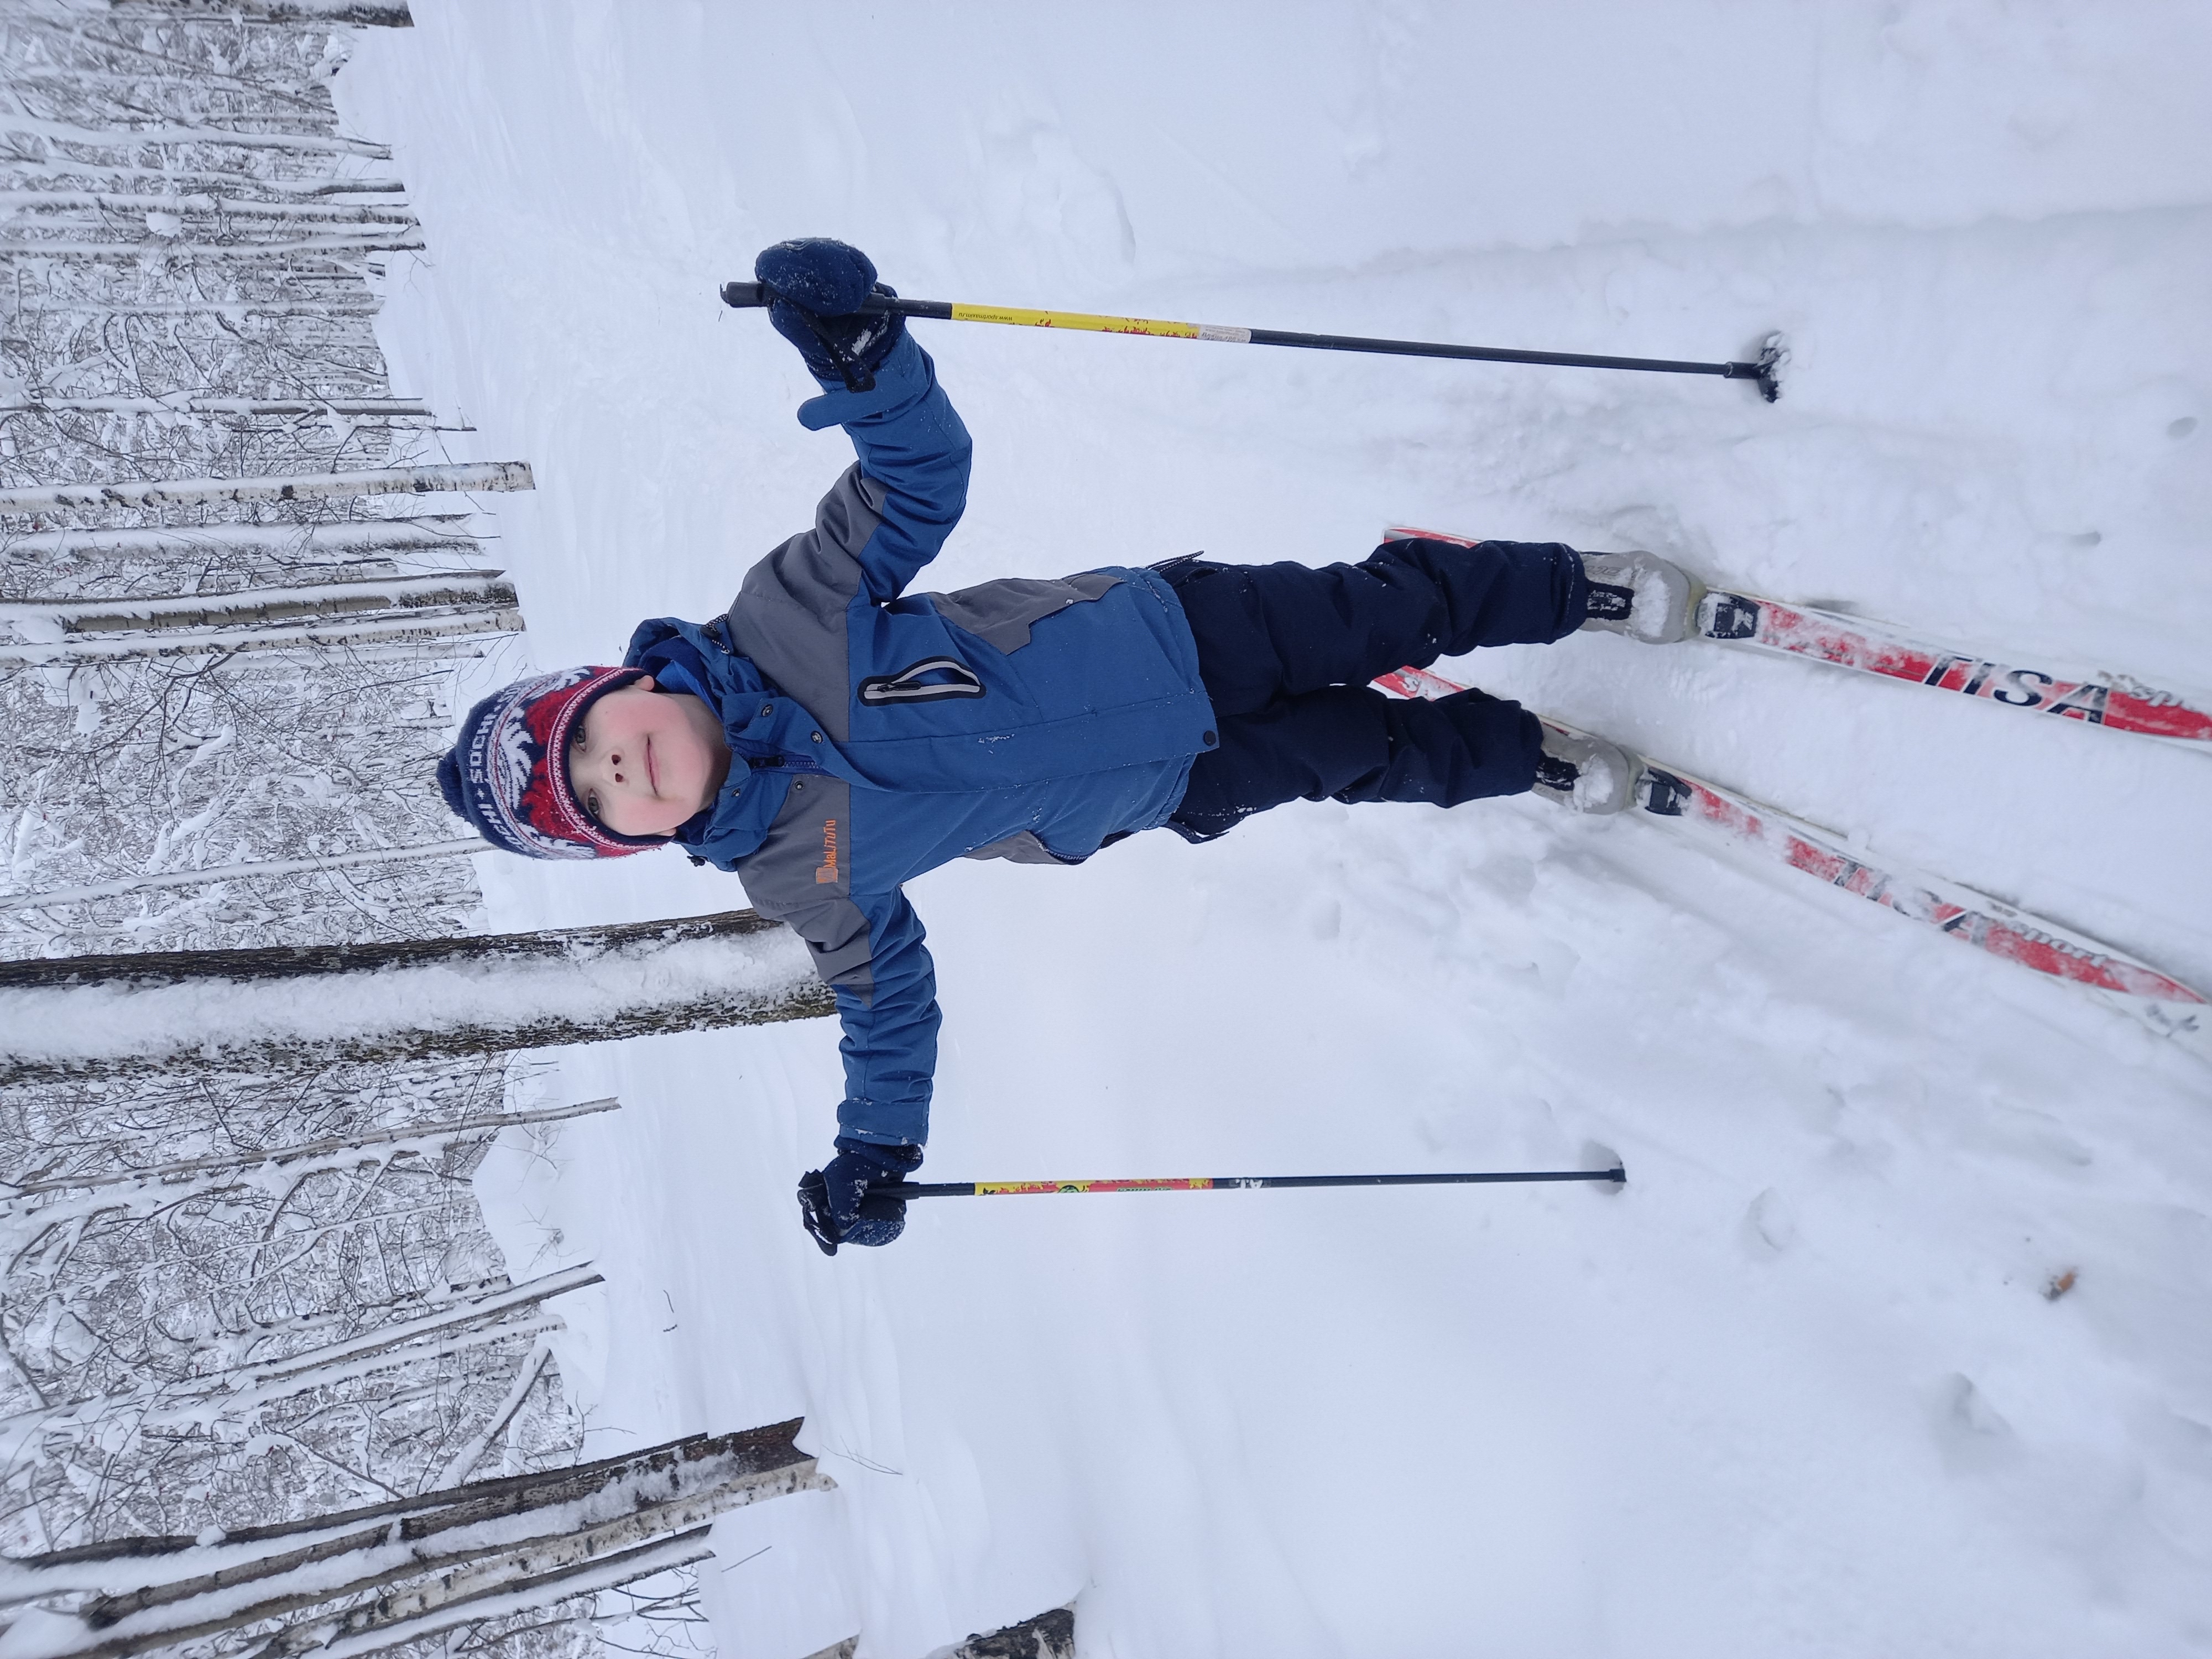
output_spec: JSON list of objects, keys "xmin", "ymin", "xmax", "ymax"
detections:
[
  {"xmin": 1933, "ymin": 1373, "xmax": 2018, "ymax": 1474},
  {"xmin": 1740, "ymin": 1187, "xmax": 1798, "ymax": 1258}
]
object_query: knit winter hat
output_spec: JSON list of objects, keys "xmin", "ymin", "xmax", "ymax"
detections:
[{"xmin": 437, "ymin": 665, "xmax": 666, "ymax": 859}]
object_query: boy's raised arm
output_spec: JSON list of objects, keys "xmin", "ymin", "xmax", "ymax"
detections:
[{"xmin": 757, "ymin": 238, "xmax": 972, "ymax": 602}]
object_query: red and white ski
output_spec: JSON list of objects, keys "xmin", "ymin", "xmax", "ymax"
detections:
[
  {"xmin": 1386, "ymin": 524, "xmax": 2212, "ymax": 747},
  {"xmin": 1375, "ymin": 661, "xmax": 2209, "ymax": 1055}
]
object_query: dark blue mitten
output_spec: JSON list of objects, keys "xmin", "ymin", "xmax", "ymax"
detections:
[
  {"xmin": 797, "ymin": 1136, "xmax": 923, "ymax": 1255},
  {"xmin": 754, "ymin": 238, "xmax": 906, "ymax": 390}
]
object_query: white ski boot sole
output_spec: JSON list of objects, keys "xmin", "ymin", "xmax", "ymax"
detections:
[
  {"xmin": 1532, "ymin": 718, "xmax": 1640, "ymax": 815},
  {"xmin": 1578, "ymin": 550, "xmax": 1700, "ymax": 645}
]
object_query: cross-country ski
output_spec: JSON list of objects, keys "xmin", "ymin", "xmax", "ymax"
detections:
[
  {"xmin": 1389, "ymin": 524, "xmax": 2212, "ymax": 746},
  {"xmin": 1375, "ymin": 661, "xmax": 2209, "ymax": 1055}
]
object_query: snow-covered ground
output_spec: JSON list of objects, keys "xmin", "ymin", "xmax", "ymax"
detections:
[{"xmin": 339, "ymin": 6, "xmax": 2212, "ymax": 1655}]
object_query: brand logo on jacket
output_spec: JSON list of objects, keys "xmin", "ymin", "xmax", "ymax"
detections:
[{"xmin": 815, "ymin": 818, "xmax": 840, "ymax": 884}]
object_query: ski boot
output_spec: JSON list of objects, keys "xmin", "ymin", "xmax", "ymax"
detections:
[
  {"xmin": 1578, "ymin": 550, "xmax": 1698, "ymax": 645},
  {"xmin": 1531, "ymin": 718, "xmax": 1638, "ymax": 815}
]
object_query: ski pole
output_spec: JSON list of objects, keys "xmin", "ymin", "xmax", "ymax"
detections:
[
  {"xmin": 800, "ymin": 1164, "xmax": 1625, "ymax": 1252},
  {"xmin": 721, "ymin": 280, "xmax": 1782, "ymax": 403},
  {"xmin": 881, "ymin": 1166, "xmax": 1626, "ymax": 1198}
]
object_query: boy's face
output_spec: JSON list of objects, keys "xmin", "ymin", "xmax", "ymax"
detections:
[{"xmin": 567, "ymin": 679, "xmax": 732, "ymax": 838}]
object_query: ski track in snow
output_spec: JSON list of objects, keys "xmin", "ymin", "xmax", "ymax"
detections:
[{"xmin": 338, "ymin": 5, "xmax": 2212, "ymax": 1655}]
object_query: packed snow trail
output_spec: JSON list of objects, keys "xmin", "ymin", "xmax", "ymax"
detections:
[{"xmin": 341, "ymin": 5, "xmax": 2212, "ymax": 1656}]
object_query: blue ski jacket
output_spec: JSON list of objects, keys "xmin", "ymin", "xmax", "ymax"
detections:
[{"xmin": 623, "ymin": 336, "xmax": 1217, "ymax": 1147}]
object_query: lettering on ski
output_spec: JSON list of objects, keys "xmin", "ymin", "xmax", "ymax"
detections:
[
  {"xmin": 1383, "ymin": 524, "xmax": 2212, "ymax": 745},
  {"xmin": 1370, "ymin": 662, "xmax": 2209, "ymax": 1052},
  {"xmin": 1703, "ymin": 597, "xmax": 2212, "ymax": 739}
]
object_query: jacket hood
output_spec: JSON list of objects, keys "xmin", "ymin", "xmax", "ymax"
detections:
[{"xmin": 623, "ymin": 613, "xmax": 794, "ymax": 868}]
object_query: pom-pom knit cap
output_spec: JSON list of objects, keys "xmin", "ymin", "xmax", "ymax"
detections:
[{"xmin": 437, "ymin": 666, "xmax": 664, "ymax": 859}]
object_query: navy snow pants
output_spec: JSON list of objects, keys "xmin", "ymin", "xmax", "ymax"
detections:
[{"xmin": 1162, "ymin": 538, "xmax": 1589, "ymax": 841}]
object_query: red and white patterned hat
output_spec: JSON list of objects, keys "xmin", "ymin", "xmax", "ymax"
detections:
[{"xmin": 437, "ymin": 665, "xmax": 665, "ymax": 859}]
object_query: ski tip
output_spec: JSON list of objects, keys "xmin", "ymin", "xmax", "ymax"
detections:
[{"xmin": 1754, "ymin": 332, "xmax": 1788, "ymax": 404}]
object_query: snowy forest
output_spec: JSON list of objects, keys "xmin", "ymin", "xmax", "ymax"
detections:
[{"xmin": 0, "ymin": 8, "xmax": 786, "ymax": 1659}]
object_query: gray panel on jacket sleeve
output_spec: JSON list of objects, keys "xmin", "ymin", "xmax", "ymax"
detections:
[
  {"xmin": 962, "ymin": 830, "xmax": 1083, "ymax": 866},
  {"xmin": 919, "ymin": 570, "xmax": 1121, "ymax": 654},
  {"xmin": 724, "ymin": 465, "xmax": 886, "ymax": 742},
  {"xmin": 734, "ymin": 776, "xmax": 875, "ymax": 999}
]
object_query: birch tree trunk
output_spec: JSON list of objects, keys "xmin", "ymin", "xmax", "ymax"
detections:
[
  {"xmin": 0, "ymin": 562, "xmax": 526, "ymax": 659},
  {"xmin": 0, "ymin": 1265, "xmax": 601, "ymax": 1459},
  {"xmin": 0, "ymin": 519, "xmax": 476, "ymax": 562},
  {"xmin": 0, "ymin": 166, "xmax": 399, "ymax": 200},
  {"xmin": 800, "ymin": 1609, "xmax": 1077, "ymax": 1659},
  {"xmin": 0, "ymin": 1422, "xmax": 827, "ymax": 1659},
  {"xmin": 100, "ymin": 1, "xmax": 417, "ymax": 25},
  {"xmin": 0, "ymin": 232, "xmax": 426, "ymax": 257},
  {"xmin": 0, "ymin": 839, "xmax": 488, "ymax": 915},
  {"xmin": 0, "ymin": 462, "xmax": 533, "ymax": 515},
  {"xmin": 942, "ymin": 1608, "xmax": 1078, "ymax": 1659},
  {"xmin": 0, "ymin": 400, "xmax": 433, "ymax": 419},
  {"xmin": 1, "ymin": 570, "xmax": 513, "ymax": 630},
  {"xmin": 0, "ymin": 912, "xmax": 834, "ymax": 1086},
  {"xmin": 0, "ymin": 603, "xmax": 523, "ymax": 660},
  {"xmin": 0, "ymin": 194, "xmax": 420, "ymax": 222},
  {"xmin": 0, "ymin": 112, "xmax": 393, "ymax": 159},
  {"xmin": 0, "ymin": 1094, "xmax": 615, "ymax": 1206},
  {"xmin": 2, "ymin": 294, "xmax": 393, "ymax": 310}
]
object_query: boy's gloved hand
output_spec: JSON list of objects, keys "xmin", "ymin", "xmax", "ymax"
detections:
[
  {"xmin": 754, "ymin": 238, "xmax": 907, "ymax": 391},
  {"xmin": 797, "ymin": 1136, "xmax": 923, "ymax": 1255}
]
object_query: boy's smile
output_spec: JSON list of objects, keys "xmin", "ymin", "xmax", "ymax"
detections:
[{"xmin": 567, "ymin": 677, "xmax": 732, "ymax": 837}]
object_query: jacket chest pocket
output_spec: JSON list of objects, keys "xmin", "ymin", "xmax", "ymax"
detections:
[
  {"xmin": 963, "ymin": 830, "xmax": 1085, "ymax": 866},
  {"xmin": 858, "ymin": 656, "xmax": 985, "ymax": 706},
  {"xmin": 921, "ymin": 572, "xmax": 1122, "ymax": 654}
]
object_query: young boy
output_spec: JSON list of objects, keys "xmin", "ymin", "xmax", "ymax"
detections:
[{"xmin": 438, "ymin": 239, "xmax": 1692, "ymax": 1254}]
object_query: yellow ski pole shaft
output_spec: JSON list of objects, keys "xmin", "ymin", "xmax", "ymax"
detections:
[{"xmin": 720, "ymin": 280, "xmax": 1780, "ymax": 401}]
